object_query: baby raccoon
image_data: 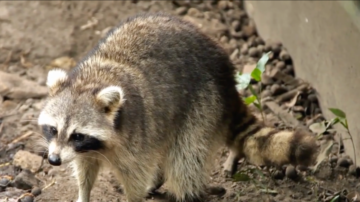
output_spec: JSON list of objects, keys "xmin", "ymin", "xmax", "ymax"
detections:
[{"xmin": 37, "ymin": 13, "xmax": 318, "ymax": 202}]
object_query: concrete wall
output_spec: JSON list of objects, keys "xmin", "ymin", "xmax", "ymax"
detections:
[{"xmin": 243, "ymin": 1, "xmax": 360, "ymax": 166}]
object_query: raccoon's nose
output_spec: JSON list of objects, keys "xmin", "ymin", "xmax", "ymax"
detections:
[{"xmin": 48, "ymin": 154, "xmax": 62, "ymax": 166}]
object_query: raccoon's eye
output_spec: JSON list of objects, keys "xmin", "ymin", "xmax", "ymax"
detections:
[
  {"xmin": 49, "ymin": 126, "xmax": 58, "ymax": 136},
  {"xmin": 70, "ymin": 133, "xmax": 85, "ymax": 142}
]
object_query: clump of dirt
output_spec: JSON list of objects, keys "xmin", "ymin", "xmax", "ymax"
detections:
[{"xmin": 0, "ymin": 1, "xmax": 359, "ymax": 202}]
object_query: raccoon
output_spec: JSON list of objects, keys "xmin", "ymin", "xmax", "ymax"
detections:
[{"xmin": 37, "ymin": 13, "xmax": 318, "ymax": 202}]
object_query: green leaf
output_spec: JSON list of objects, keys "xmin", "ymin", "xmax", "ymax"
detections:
[
  {"xmin": 251, "ymin": 68, "xmax": 262, "ymax": 82},
  {"xmin": 256, "ymin": 52, "xmax": 270, "ymax": 73},
  {"xmin": 235, "ymin": 73, "xmax": 251, "ymax": 91},
  {"xmin": 330, "ymin": 195, "xmax": 339, "ymax": 202},
  {"xmin": 329, "ymin": 108, "xmax": 346, "ymax": 119},
  {"xmin": 233, "ymin": 172, "xmax": 251, "ymax": 182},
  {"xmin": 244, "ymin": 95, "xmax": 257, "ymax": 105}
]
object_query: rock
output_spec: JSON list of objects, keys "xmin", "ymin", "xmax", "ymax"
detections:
[
  {"xmin": 275, "ymin": 61, "xmax": 286, "ymax": 71},
  {"xmin": 31, "ymin": 186, "xmax": 42, "ymax": 196},
  {"xmin": 175, "ymin": 6, "xmax": 188, "ymax": 15},
  {"xmin": 272, "ymin": 170, "xmax": 284, "ymax": 180},
  {"xmin": 283, "ymin": 65, "xmax": 295, "ymax": 75},
  {"xmin": 307, "ymin": 93, "xmax": 318, "ymax": 103},
  {"xmin": 18, "ymin": 193, "xmax": 35, "ymax": 202},
  {"xmin": 219, "ymin": 35, "xmax": 228, "ymax": 44},
  {"xmin": 187, "ymin": 7, "xmax": 202, "ymax": 18},
  {"xmin": 279, "ymin": 50, "xmax": 291, "ymax": 61},
  {"xmin": 255, "ymin": 37, "xmax": 265, "ymax": 45},
  {"xmin": 231, "ymin": 20, "xmax": 241, "ymax": 32},
  {"xmin": 261, "ymin": 74, "xmax": 274, "ymax": 86},
  {"xmin": 13, "ymin": 170, "xmax": 41, "ymax": 190},
  {"xmin": 270, "ymin": 41, "xmax": 282, "ymax": 55},
  {"xmin": 13, "ymin": 150, "xmax": 43, "ymax": 173},
  {"xmin": 0, "ymin": 71, "xmax": 48, "ymax": 99},
  {"xmin": 270, "ymin": 84, "xmax": 288, "ymax": 96},
  {"xmin": 330, "ymin": 156, "xmax": 338, "ymax": 164},
  {"xmin": 242, "ymin": 21, "xmax": 256, "ymax": 37},
  {"xmin": 248, "ymin": 47, "xmax": 259, "ymax": 57},
  {"xmin": 240, "ymin": 44, "xmax": 249, "ymax": 55},
  {"xmin": 337, "ymin": 156, "xmax": 352, "ymax": 168},
  {"xmin": 257, "ymin": 44, "xmax": 264, "ymax": 54},
  {"xmin": 261, "ymin": 89, "xmax": 272, "ymax": 98},
  {"xmin": 285, "ymin": 165, "xmax": 297, "ymax": 180}
]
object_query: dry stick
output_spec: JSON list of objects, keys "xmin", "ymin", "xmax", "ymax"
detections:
[
  {"xmin": 9, "ymin": 131, "xmax": 33, "ymax": 145},
  {"xmin": 275, "ymin": 83, "xmax": 309, "ymax": 104},
  {"xmin": 264, "ymin": 100, "xmax": 307, "ymax": 131}
]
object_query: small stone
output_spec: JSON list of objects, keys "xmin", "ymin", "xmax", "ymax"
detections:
[
  {"xmin": 272, "ymin": 170, "xmax": 284, "ymax": 180},
  {"xmin": 255, "ymin": 37, "xmax": 265, "ymax": 45},
  {"xmin": 285, "ymin": 165, "xmax": 298, "ymax": 180},
  {"xmin": 187, "ymin": 7, "xmax": 202, "ymax": 18},
  {"xmin": 275, "ymin": 61, "xmax": 286, "ymax": 70},
  {"xmin": 13, "ymin": 150, "xmax": 43, "ymax": 173},
  {"xmin": 248, "ymin": 47, "xmax": 259, "ymax": 57},
  {"xmin": 283, "ymin": 65, "xmax": 294, "ymax": 75},
  {"xmin": 175, "ymin": 6, "xmax": 188, "ymax": 15},
  {"xmin": 330, "ymin": 156, "xmax": 338, "ymax": 164},
  {"xmin": 31, "ymin": 186, "xmax": 42, "ymax": 196},
  {"xmin": 261, "ymin": 74, "xmax": 274, "ymax": 86},
  {"xmin": 220, "ymin": 35, "xmax": 228, "ymax": 44},
  {"xmin": 270, "ymin": 42, "xmax": 282, "ymax": 55},
  {"xmin": 270, "ymin": 84, "xmax": 288, "ymax": 96},
  {"xmin": 206, "ymin": 186, "xmax": 226, "ymax": 196},
  {"xmin": 261, "ymin": 89, "xmax": 272, "ymax": 98},
  {"xmin": 13, "ymin": 170, "xmax": 41, "ymax": 190},
  {"xmin": 264, "ymin": 44, "xmax": 272, "ymax": 52},
  {"xmin": 257, "ymin": 45, "xmax": 264, "ymax": 54},
  {"xmin": 242, "ymin": 22, "xmax": 256, "ymax": 37},
  {"xmin": 337, "ymin": 157, "xmax": 352, "ymax": 168},
  {"xmin": 240, "ymin": 44, "xmax": 249, "ymax": 55},
  {"xmin": 218, "ymin": 1, "xmax": 230, "ymax": 10},
  {"xmin": 19, "ymin": 194, "xmax": 35, "ymax": 202},
  {"xmin": 279, "ymin": 50, "xmax": 291, "ymax": 61},
  {"xmin": 307, "ymin": 93, "xmax": 318, "ymax": 103},
  {"xmin": 231, "ymin": 20, "xmax": 241, "ymax": 32}
]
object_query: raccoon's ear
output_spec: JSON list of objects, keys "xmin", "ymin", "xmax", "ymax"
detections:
[
  {"xmin": 46, "ymin": 69, "xmax": 68, "ymax": 96},
  {"xmin": 96, "ymin": 86, "xmax": 125, "ymax": 113}
]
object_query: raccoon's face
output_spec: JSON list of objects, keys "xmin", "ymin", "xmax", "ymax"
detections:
[{"xmin": 38, "ymin": 69, "xmax": 125, "ymax": 166}]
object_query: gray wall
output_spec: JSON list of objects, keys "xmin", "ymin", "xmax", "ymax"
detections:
[{"xmin": 243, "ymin": 0, "xmax": 360, "ymax": 165}]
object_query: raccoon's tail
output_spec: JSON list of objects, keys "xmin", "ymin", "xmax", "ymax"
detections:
[{"xmin": 223, "ymin": 112, "xmax": 318, "ymax": 175}]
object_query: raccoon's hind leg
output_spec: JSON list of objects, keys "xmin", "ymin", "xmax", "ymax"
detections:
[
  {"xmin": 222, "ymin": 145, "xmax": 244, "ymax": 178},
  {"xmin": 72, "ymin": 157, "xmax": 100, "ymax": 202}
]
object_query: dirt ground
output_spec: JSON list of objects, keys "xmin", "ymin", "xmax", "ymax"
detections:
[{"xmin": 0, "ymin": 1, "xmax": 359, "ymax": 202}]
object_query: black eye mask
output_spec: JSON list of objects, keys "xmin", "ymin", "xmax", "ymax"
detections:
[{"xmin": 69, "ymin": 133, "xmax": 105, "ymax": 152}]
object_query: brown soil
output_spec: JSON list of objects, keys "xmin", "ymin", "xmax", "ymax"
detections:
[{"xmin": 0, "ymin": 1, "xmax": 359, "ymax": 202}]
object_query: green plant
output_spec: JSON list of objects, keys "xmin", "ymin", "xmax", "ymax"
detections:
[
  {"xmin": 235, "ymin": 52, "xmax": 271, "ymax": 122},
  {"xmin": 309, "ymin": 107, "xmax": 356, "ymax": 172},
  {"xmin": 328, "ymin": 108, "xmax": 356, "ymax": 167}
]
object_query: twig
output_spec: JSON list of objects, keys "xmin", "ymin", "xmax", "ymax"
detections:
[
  {"xmin": 42, "ymin": 179, "xmax": 56, "ymax": 191},
  {"xmin": 0, "ymin": 162, "xmax": 11, "ymax": 168},
  {"xmin": 8, "ymin": 131, "xmax": 33, "ymax": 145},
  {"xmin": 275, "ymin": 83, "xmax": 309, "ymax": 103}
]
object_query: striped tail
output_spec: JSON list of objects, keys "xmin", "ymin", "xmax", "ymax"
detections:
[{"xmin": 223, "ymin": 114, "xmax": 318, "ymax": 176}]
